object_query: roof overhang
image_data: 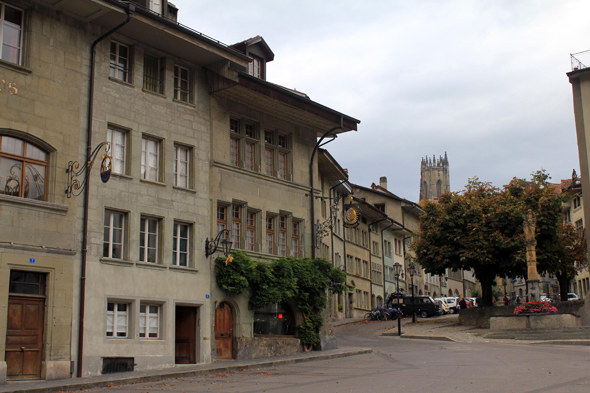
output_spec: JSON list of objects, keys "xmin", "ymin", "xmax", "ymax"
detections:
[
  {"xmin": 318, "ymin": 149, "xmax": 348, "ymax": 183},
  {"xmin": 34, "ymin": 0, "xmax": 250, "ymax": 67},
  {"xmin": 212, "ymin": 72, "xmax": 359, "ymax": 136}
]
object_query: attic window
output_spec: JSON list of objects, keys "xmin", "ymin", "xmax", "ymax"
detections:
[{"xmin": 248, "ymin": 57, "xmax": 261, "ymax": 78}]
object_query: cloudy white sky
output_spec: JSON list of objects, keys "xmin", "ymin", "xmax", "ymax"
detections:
[{"xmin": 177, "ymin": 0, "xmax": 588, "ymax": 202}]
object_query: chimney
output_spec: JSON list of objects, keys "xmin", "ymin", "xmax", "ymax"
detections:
[{"xmin": 379, "ymin": 176, "xmax": 387, "ymax": 190}]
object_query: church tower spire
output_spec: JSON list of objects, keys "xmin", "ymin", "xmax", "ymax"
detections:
[{"xmin": 419, "ymin": 152, "xmax": 450, "ymax": 202}]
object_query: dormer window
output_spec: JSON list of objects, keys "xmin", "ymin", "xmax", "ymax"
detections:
[
  {"xmin": 150, "ymin": 0, "xmax": 161, "ymax": 14},
  {"xmin": 248, "ymin": 57, "xmax": 261, "ymax": 78}
]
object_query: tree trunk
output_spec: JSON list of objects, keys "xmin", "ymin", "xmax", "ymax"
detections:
[
  {"xmin": 556, "ymin": 272, "xmax": 569, "ymax": 302},
  {"xmin": 477, "ymin": 274, "xmax": 494, "ymax": 307}
]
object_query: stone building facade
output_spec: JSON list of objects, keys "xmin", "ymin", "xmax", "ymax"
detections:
[
  {"xmin": 0, "ymin": 0, "xmax": 362, "ymax": 382},
  {"xmin": 207, "ymin": 36, "xmax": 359, "ymax": 359},
  {"xmin": 419, "ymin": 153, "xmax": 450, "ymax": 202}
]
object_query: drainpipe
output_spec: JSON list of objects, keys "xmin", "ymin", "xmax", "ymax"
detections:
[
  {"xmin": 77, "ymin": 6, "xmax": 134, "ymax": 378},
  {"xmin": 309, "ymin": 122, "xmax": 342, "ymax": 258}
]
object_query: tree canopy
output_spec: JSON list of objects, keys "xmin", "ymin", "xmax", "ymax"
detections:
[{"xmin": 412, "ymin": 171, "xmax": 584, "ymax": 306}]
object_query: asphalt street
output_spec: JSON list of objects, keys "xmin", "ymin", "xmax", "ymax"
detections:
[{"xmin": 70, "ymin": 319, "xmax": 590, "ymax": 393}]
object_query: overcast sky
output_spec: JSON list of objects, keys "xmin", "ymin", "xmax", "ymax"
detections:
[{"xmin": 177, "ymin": 0, "xmax": 589, "ymax": 202}]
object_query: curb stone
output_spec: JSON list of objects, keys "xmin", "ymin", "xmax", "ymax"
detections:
[{"xmin": 0, "ymin": 348, "xmax": 372, "ymax": 393}]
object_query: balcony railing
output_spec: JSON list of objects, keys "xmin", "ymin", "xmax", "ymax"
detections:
[{"xmin": 571, "ymin": 50, "xmax": 590, "ymax": 71}]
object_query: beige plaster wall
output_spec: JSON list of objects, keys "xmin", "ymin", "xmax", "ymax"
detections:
[{"xmin": 0, "ymin": 5, "xmax": 87, "ymax": 382}]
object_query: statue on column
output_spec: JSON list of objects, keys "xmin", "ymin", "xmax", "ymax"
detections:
[{"xmin": 523, "ymin": 209, "xmax": 540, "ymax": 302}]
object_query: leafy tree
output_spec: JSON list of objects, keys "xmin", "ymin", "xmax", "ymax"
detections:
[
  {"xmin": 214, "ymin": 251, "xmax": 347, "ymax": 347},
  {"xmin": 412, "ymin": 178, "xmax": 523, "ymax": 307},
  {"xmin": 552, "ymin": 223, "xmax": 588, "ymax": 301},
  {"xmin": 413, "ymin": 170, "xmax": 585, "ymax": 306}
]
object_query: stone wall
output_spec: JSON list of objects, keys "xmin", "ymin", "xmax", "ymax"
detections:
[
  {"xmin": 234, "ymin": 337, "xmax": 302, "ymax": 360},
  {"xmin": 459, "ymin": 300, "xmax": 586, "ymax": 328}
]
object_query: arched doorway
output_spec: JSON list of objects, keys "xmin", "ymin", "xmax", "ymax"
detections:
[{"xmin": 215, "ymin": 302, "xmax": 234, "ymax": 359}]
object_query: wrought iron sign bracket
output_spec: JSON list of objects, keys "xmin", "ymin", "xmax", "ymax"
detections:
[{"xmin": 65, "ymin": 141, "xmax": 111, "ymax": 198}]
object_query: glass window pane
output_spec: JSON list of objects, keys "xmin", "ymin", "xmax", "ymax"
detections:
[
  {"xmin": 1, "ymin": 136, "xmax": 23, "ymax": 155},
  {"xmin": 4, "ymin": 6, "xmax": 23, "ymax": 26},
  {"xmin": 179, "ymin": 253, "xmax": 187, "ymax": 267},
  {"xmin": 24, "ymin": 163, "xmax": 46, "ymax": 200},
  {"xmin": 0, "ymin": 157, "xmax": 21, "ymax": 196}
]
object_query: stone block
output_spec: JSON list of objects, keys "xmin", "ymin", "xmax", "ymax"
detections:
[
  {"xmin": 234, "ymin": 337, "xmax": 301, "ymax": 360},
  {"xmin": 42, "ymin": 360, "xmax": 70, "ymax": 380},
  {"xmin": 490, "ymin": 313, "xmax": 582, "ymax": 331}
]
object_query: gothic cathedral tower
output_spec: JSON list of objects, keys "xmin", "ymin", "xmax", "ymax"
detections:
[{"xmin": 420, "ymin": 153, "xmax": 450, "ymax": 202}]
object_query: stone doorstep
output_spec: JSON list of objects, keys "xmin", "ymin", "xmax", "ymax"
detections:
[{"xmin": 0, "ymin": 347, "xmax": 372, "ymax": 393}]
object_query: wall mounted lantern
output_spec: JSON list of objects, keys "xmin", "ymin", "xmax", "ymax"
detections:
[{"xmin": 205, "ymin": 229, "xmax": 232, "ymax": 257}]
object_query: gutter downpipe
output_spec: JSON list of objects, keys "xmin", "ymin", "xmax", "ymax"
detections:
[
  {"xmin": 78, "ymin": 7, "xmax": 133, "ymax": 378},
  {"xmin": 310, "ymin": 120, "xmax": 342, "ymax": 258}
]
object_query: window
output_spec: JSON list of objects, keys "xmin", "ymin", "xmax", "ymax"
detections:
[
  {"xmin": 278, "ymin": 215, "xmax": 287, "ymax": 256},
  {"xmin": 278, "ymin": 152, "xmax": 287, "ymax": 180},
  {"xmin": 0, "ymin": 3, "xmax": 23, "ymax": 65},
  {"xmin": 174, "ymin": 145, "xmax": 190, "ymax": 188},
  {"xmin": 246, "ymin": 211, "xmax": 256, "ymax": 251},
  {"xmin": 232, "ymin": 205, "xmax": 241, "ymax": 248},
  {"xmin": 394, "ymin": 239, "xmax": 403, "ymax": 255},
  {"xmin": 230, "ymin": 137, "xmax": 239, "ymax": 167},
  {"xmin": 9, "ymin": 271, "xmax": 45, "ymax": 295},
  {"xmin": 292, "ymin": 221, "xmax": 300, "ymax": 258},
  {"xmin": 264, "ymin": 130, "xmax": 291, "ymax": 180},
  {"xmin": 104, "ymin": 210, "xmax": 125, "ymax": 259},
  {"xmin": 253, "ymin": 302, "xmax": 296, "ymax": 336},
  {"xmin": 248, "ymin": 57, "xmax": 261, "ymax": 78},
  {"xmin": 265, "ymin": 148, "xmax": 273, "ymax": 176},
  {"xmin": 346, "ymin": 255, "xmax": 353, "ymax": 273},
  {"xmin": 576, "ymin": 219, "xmax": 584, "ymax": 238},
  {"xmin": 266, "ymin": 216, "xmax": 274, "ymax": 254},
  {"xmin": 143, "ymin": 54, "xmax": 164, "ymax": 94},
  {"xmin": 140, "ymin": 216, "xmax": 159, "ymax": 263},
  {"xmin": 141, "ymin": 136, "xmax": 160, "ymax": 181},
  {"xmin": 106, "ymin": 302, "xmax": 128, "ymax": 338},
  {"xmin": 363, "ymin": 260, "xmax": 369, "ymax": 278},
  {"xmin": 149, "ymin": 0, "xmax": 161, "ymax": 14},
  {"xmin": 139, "ymin": 304, "xmax": 160, "ymax": 339},
  {"xmin": 174, "ymin": 64, "xmax": 191, "ymax": 103},
  {"xmin": 110, "ymin": 41, "xmax": 130, "ymax": 82},
  {"xmin": 0, "ymin": 135, "xmax": 48, "ymax": 201},
  {"xmin": 574, "ymin": 196, "xmax": 582, "ymax": 209},
  {"xmin": 173, "ymin": 222, "xmax": 189, "ymax": 267},
  {"xmin": 107, "ymin": 127, "xmax": 127, "ymax": 175},
  {"xmin": 375, "ymin": 203, "xmax": 385, "ymax": 213},
  {"xmin": 564, "ymin": 210, "xmax": 572, "ymax": 224},
  {"xmin": 245, "ymin": 141, "xmax": 255, "ymax": 171},
  {"xmin": 355, "ymin": 257, "xmax": 361, "ymax": 275},
  {"xmin": 217, "ymin": 205, "xmax": 227, "ymax": 234},
  {"xmin": 372, "ymin": 241, "xmax": 379, "ymax": 256}
]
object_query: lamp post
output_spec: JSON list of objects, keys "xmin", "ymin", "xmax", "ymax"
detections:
[
  {"xmin": 393, "ymin": 262, "xmax": 402, "ymax": 336},
  {"xmin": 408, "ymin": 262, "xmax": 416, "ymax": 323}
]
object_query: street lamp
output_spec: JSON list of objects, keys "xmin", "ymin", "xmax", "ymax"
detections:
[
  {"xmin": 205, "ymin": 229, "xmax": 233, "ymax": 257},
  {"xmin": 407, "ymin": 262, "xmax": 416, "ymax": 323},
  {"xmin": 393, "ymin": 262, "xmax": 402, "ymax": 336}
]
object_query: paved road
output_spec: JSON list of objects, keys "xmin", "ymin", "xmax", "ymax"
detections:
[{"xmin": 79, "ymin": 319, "xmax": 590, "ymax": 393}]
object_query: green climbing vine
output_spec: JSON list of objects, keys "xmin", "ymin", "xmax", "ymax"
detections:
[{"xmin": 215, "ymin": 250, "xmax": 347, "ymax": 347}]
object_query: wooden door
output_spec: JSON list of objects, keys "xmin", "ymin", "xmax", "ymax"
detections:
[
  {"xmin": 6, "ymin": 296, "xmax": 44, "ymax": 380},
  {"xmin": 214, "ymin": 302, "xmax": 233, "ymax": 359},
  {"xmin": 175, "ymin": 306, "xmax": 196, "ymax": 364}
]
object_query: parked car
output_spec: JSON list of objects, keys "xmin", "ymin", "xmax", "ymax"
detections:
[
  {"xmin": 466, "ymin": 297, "xmax": 478, "ymax": 307},
  {"xmin": 392, "ymin": 295, "xmax": 441, "ymax": 318},
  {"xmin": 437, "ymin": 297, "xmax": 459, "ymax": 314},
  {"xmin": 568, "ymin": 293, "xmax": 580, "ymax": 301},
  {"xmin": 435, "ymin": 299, "xmax": 450, "ymax": 314}
]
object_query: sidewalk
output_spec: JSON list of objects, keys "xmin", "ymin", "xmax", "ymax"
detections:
[
  {"xmin": 0, "ymin": 347, "xmax": 371, "ymax": 393},
  {"xmin": 381, "ymin": 315, "xmax": 590, "ymax": 345}
]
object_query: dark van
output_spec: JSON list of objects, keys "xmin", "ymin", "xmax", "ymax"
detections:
[{"xmin": 388, "ymin": 295, "xmax": 441, "ymax": 318}]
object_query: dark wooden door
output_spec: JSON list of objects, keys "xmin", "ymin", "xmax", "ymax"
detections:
[
  {"xmin": 215, "ymin": 302, "xmax": 233, "ymax": 359},
  {"xmin": 175, "ymin": 306, "xmax": 196, "ymax": 364},
  {"xmin": 6, "ymin": 296, "xmax": 44, "ymax": 380}
]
